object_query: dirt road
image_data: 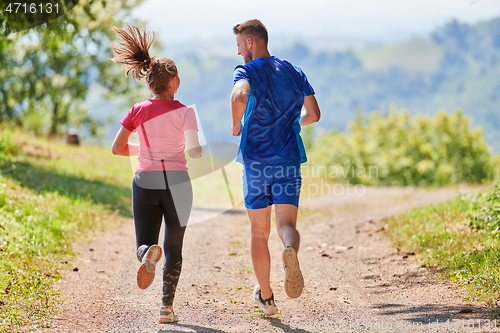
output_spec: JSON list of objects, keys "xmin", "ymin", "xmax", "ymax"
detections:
[{"xmin": 43, "ymin": 186, "xmax": 495, "ymax": 333}]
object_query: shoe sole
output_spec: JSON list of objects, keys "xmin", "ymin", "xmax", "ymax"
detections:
[
  {"xmin": 137, "ymin": 245, "xmax": 162, "ymax": 289},
  {"xmin": 283, "ymin": 247, "xmax": 304, "ymax": 298},
  {"xmin": 159, "ymin": 315, "xmax": 179, "ymax": 324}
]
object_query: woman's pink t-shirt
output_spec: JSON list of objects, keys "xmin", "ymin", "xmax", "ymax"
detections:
[{"xmin": 120, "ymin": 99, "xmax": 198, "ymax": 173}]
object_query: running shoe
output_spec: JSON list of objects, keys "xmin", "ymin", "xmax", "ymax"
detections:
[
  {"xmin": 282, "ymin": 246, "xmax": 304, "ymax": 298},
  {"xmin": 137, "ymin": 244, "xmax": 162, "ymax": 289},
  {"xmin": 159, "ymin": 306, "xmax": 179, "ymax": 323},
  {"xmin": 253, "ymin": 284, "xmax": 278, "ymax": 316}
]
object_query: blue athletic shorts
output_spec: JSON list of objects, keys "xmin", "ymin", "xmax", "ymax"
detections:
[{"xmin": 242, "ymin": 161, "xmax": 302, "ymax": 209}]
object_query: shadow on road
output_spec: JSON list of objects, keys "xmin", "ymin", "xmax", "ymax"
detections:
[
  {"xmin": 372, "ymin": 302, "xmax": 493, "ymax": 328},
  {"xmin": 269, "ymin": 317, "xmax": 314, "ymax": 333},
  {"xmin": 159, "ymin": 323, "xmax": 227, "ymax": 332},
  {"xmin": 157, "ymin": 318, "xmax": 315, "ymax": 332}
]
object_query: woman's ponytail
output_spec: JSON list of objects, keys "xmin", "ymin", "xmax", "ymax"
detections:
[
  {"xmin": 110, "ymin": 25, "xmax": 178, "ymax": 96},
  {"xmin": 110, "ymin": 25, "xmax": 155, "ymax": 81}
]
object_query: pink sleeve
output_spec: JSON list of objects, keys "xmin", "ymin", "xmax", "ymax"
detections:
[
  {"xmin": 182, "ymin": 108, "xmax": 198, "ymax": 131},
  {"xmin": 120, "ymin": 106, "xmax": 136, "ymax": 132}
]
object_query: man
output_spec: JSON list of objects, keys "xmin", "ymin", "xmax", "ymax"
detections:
[{"xmin": 230, "ymin": 19, "xmax": 321, "ymax": 316}]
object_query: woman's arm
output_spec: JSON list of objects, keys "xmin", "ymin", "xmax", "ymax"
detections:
[
  {"xmin": 184, "ymin": 128, "xmax": 202, "ymax": 158},
  {"xmin": 111, "ymin": 126, "xmax": 139, "ymax": 156}
]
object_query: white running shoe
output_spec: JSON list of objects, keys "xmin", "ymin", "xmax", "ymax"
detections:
[
  {"xmin": 137, "ymin": 244, "xmax": 162, "ymax": 289},
  {"xmin": 159, "ymin": 306, "xmax": 179, "ymax": 323},
  {"xmin": 283, "ymin": 246, "xmax": 304, "ymax": 298},
  {"xmin": 253, "ymin": 285, "xmax": 278, "ymax": 316}
]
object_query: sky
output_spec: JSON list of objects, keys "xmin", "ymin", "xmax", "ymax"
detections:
[{"xmin": 133, "ymin": 0, "xmax": 500, "ymax": 45}]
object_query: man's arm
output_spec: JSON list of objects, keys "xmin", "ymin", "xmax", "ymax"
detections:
[
  {"xmin": 230, "ymin": 80, "xmax": 250, "ymax": 136},
  {"xmin": 299, "ymin": 95, "xmax": 321, "ymax": 126}
]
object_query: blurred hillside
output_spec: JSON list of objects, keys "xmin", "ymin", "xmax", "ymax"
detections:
[{"xmin": 104, "ymin": 17, "xmax": 500, "ymax": 151}]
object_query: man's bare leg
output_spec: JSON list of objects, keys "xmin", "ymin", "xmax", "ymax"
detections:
[
  {"xmin": 275, "ymin": 204, "xmax": 300, "ymax": 251},
  {"xmin": 247, "ymin": 206, "xmax": 273, "ymax": 300},
  {"xmin": 275, "ymin": 204, "xmax": 303, "ymax": 298}
]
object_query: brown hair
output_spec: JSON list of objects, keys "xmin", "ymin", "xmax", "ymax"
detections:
[
  {"xmin": 233, "ymin": 19, "xmax": 268, "ymax": 44},
  {"xmin": 110, "ymin": 25, "xmax": 178, "ymax": 96}
]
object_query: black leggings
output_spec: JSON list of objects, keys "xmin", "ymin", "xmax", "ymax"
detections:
[{"xmin": 132, "ymin": 170, "xmax": 192, "ymax": 307}]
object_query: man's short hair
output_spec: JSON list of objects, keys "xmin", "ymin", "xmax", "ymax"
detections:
[{"xmin": 233, "ymin": 19, "xmax": 268, "ymax": 44}]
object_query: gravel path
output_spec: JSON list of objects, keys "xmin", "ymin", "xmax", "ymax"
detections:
[{"xmin": 43, "ymin": 186, "xmax": 495, "ymax": 333}]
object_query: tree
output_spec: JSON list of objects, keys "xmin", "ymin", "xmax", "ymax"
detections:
[
  {"xmin": 0, "ymin": 0, "xmax": 79, "ymax": 35},
  {"xmin": 0, "ymin": 0, "xmax": 149, "ymax": 136}
]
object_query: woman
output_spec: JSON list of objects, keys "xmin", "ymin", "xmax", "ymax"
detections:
[{"xmin": 110, "ymin": 24, "xmax": 202, "ymax": 323}]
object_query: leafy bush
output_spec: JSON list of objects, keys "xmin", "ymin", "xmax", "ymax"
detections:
[
  {"xmin": 308, "ymin": 106, "xmax": 494, "ymax": 185},
  {"xmin": 0, "ymin": 127, "xmax": 19, "ymax": 157},
  {"xmin": 469, "ymin": 185, "xmax": 500, "ymax": 234}
]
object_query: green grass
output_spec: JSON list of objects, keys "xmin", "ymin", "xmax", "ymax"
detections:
[
  {"xmin": 383, "ymin": 184, "xmax": 500, "ymax": 311},
  {"xmin": 5, "ymin": 131, "xmax": 134, "ymax": 215},
  {"xmin": 0, "ymin": 176, "xmax": 123, "ymax": 331},
  {"xmin": 0, "ymin": 130, "xmax": 130, "ymax": 332}
]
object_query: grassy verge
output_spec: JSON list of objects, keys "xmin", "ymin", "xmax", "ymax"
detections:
[
  {"xmin": 383, "ymin": 183, "xmax": 500, "ymax": 313},
  {"xmin": 3, "ymin": 131, "xmax": 134, "ymax": 216},
  {"xmin": 0, "ymin": 130, "xmax": 131, "ymax": 332},
  {"xmin": 0, "ymin": 176, "xmax": 124, "ymax": 331}
]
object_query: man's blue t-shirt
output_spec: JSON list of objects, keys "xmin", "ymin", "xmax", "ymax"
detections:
[{"xmin": 233, "ymin": 56, "xmax": 315, "ymax": 164}]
